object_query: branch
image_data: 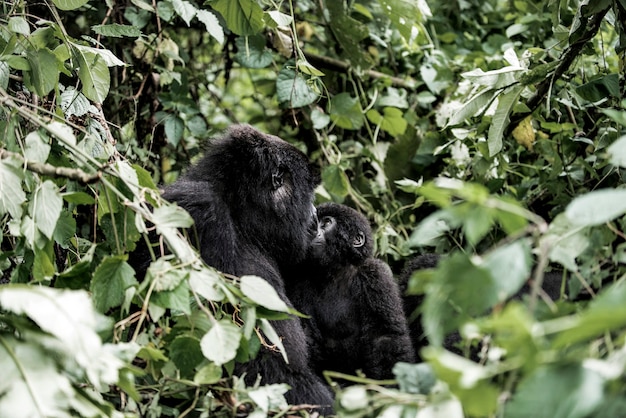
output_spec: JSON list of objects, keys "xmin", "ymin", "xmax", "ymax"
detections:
[
  {"xmin": 304, "ymin": 52, "xmax": 418, "ymax": 90},
  {"xmin": 0, "ymin": 148, "xmax": 102, "ymax": 184},
  {"xmin": 510, "ymin": 7, "xmax": 610, "ymax": 127}
]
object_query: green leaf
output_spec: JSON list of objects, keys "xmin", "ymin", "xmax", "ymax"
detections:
[
  {"xmin": 329, "ymin": 93, "xmax": 363, "ymax": 130},
  {"xmin": 259, "ymin": 319, "xmax": 288, "ymax": 363},
  {"xmin": 276, "ymin": 66, "xmax": 318, "ymax": 109},
  {"xmin": 91, "ymin": 256, "xmax": 138, "ymax": 312},
  {"xmin": 74, "ymin": 48, "xmax": 110, "ymax": 103},
  {"xmin": 60, "ymin": 87, "xmax": 92, "ymax": 117},
  {"xmin": 189, "ymin": 268, "xmax": 225, "ymax": 301},
  {"xmin": 565, "ymin": 189, "xmax": 626, "ymax": 227},
  {"xmin": 150, "ymin": 280, "xmax": 191, "ymax": 316},
  {"xmin": 200, "ymin": 320, "xmax": 241, "ymax": 365},
  {"xmin": 53, "ymin": 210, "xmax": 76, "ymax": 248},
  {"xmin": 25, "ymin": 48, "xmax": 59, "ymax": 97},
  {"xmin": 505, "ymin": 365, "xmax": 604, "ymax": 418},
  {"xmin": 194, "ymin": 363, "xmax": 223, "ymax": 385},
  {"xmin": 576, "ymin": 74, "xmax": 620, "ymax": 101},
  {"xmin": 0, "ymin": 286, "xmax": 128, "ymax": 388},
  {"xmin": 91, "ymin": 23, "xmax": 142, "ymax": 38},
  {"xmin": 171, "ymin": 0, "xmax": 197, "ymax": 26},
  {"xmin": 196, "ymin": 10, "xmax": 225, "ymax": 44},
  {"xmin": 152, "ymin": 204, "xmax": 194, "ymax": 229},
  {"xmin": 552, "ymin": 282, "xmax": 626, "ymax": 348},
  {"xmin": 480, "ymin": 240, "xmax": 532, "ymax": 298},
  {"xmin": 408, "ymin": 209, "xmax": 458, "ymax": 247},
  {"xmin": 241, "ymin": 275, "xmax": 290, "ymax": 312},
  {"xmin": 164, "ymin": 115, "xmax": 184, "ymax": 146},
  {"xmin": 608, "ymin": 135, "xmax": 626, "ymax": 168},
  {"xmin": 0, "ymin": 159, "xmax": 26, "ymax": 219},
  {"xmin": 169, "ymin": 336, "xmax": 204, "ymax": 377},
  {"xmin": 321, "ymin": 165, "xmax": 350, "ymax": 198},
  {"xmin": 32, "ymin": 180, "xmax": 62, "ymax": 240},
  {"xmin": 446, "ymin": 88, "xmax": 496, "ymax": 127},
  {"xmin": 0, "ymin": 336, "xmax": 75, "ymax": 417},
  {"xmin": 8, "ymin": 16, "xmax": 30, "ymax": 36},
  {"xmin": 62, "ymin": 191, "xmax": 96, "ymax": 205},
  {"xmin": 422, "ymin": 252, "xmax": 496, "ymax": 346},
  {"xmin": 461, "ymin": 204, "xmax": 494, "ymax": 246},
  {"xmin": 51, "ymin": 0, "xmax": 89, "ymax": 10},
  {"xmin": 0, "ymin": 61, "xmax": 9, "ymax": 89},
  {"xmin": 487, "ymin": 86, "xmax": 523, "ymax": 156},
  {"xmin": 146, "ymin": 258, "xmax": 189, "ymax": 292},
  {"xmin": 377, "ymin": 0, "xmax": 428, "ymax": 42},
  {"xmin": 366, "ymin": 107, "xmax": 407, "ymax": 136},
  {"xmin": 212, "ymin": 0, "xmax": 264, "ymax": 36},
  {"xmin": 235, "ymin": 36, "xmax": 273, "ymax": 69},
  {"xmin": 24, "ymin": 131, "xmax": 51, "ymax": 163}
]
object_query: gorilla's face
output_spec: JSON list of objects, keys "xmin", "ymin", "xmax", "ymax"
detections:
[
  {"xmin": 198, "ymin": 125, "xmax": 321, "ymax": 265},
  {"xmin": 308, "ymin": 203, "xmax": 372, "ymax": 267}
]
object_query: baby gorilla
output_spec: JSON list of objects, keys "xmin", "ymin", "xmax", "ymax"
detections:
[{"xmin": 287, "ymin": 203, "xmax": 415, "ymax": 382}]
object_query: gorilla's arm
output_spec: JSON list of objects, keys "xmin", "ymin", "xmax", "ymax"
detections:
[{"xmin": 358, "ymin": 259, "xmax": 415, "ymax": 379}]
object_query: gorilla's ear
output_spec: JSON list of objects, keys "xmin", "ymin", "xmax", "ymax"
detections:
[{"xmin": 353, "ymin": 231, "xmax": 366, "ymax": 248}]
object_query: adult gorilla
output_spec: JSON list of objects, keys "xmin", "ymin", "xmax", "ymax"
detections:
[{"xmin": 156, "ymin": 125, "xmax": 333, "ymax": 410}]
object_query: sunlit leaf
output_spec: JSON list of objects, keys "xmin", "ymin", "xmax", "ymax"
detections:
[
  {"xmin": 276, "ymin": 66, "xmax": 318, "ymax": 108},
  {"xmin": 200, "ymin": 320, "xmax": 241, "ymax": 365},
  {"xmin": 487, "ymin": 86, "xmax": 523, "ymax": 156},
  {"xmin": 196, "ymin": 9, "xmax": 224, "ymax": 44},
  {"xmin": 241, "ymin": 275, "xmax": 290, "ymax": 312},
  {"xmin": 565, "ymin": 189, "xmax": 626, "ymax": 226},
  {"xmin": 32, "ymin": 180, "xmax": 62, "ymax": 240}
]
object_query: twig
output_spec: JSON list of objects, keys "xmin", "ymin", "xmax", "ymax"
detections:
[
  {"xmin": 304, "ymin": 52, "xmax": 418, "ymax": 90},
  {"xmin": 510, "ymin": 7, "xmax": 610, "ymax": 128},
  {"xmin": 0, "ymin": 148, "xmax": 102, "ymax": 183}
]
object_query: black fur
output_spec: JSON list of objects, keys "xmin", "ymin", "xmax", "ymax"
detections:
[
  {"xmin": 156, "ymin": 125, "xmax": 333, "ymax": 411},
  {"xmin": 287, "ymin": 203, "xmax": 415, "ymax": 382}
]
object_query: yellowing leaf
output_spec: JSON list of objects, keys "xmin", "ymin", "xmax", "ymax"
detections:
[{"xmin": 512, "ymin": 115, "xmax": 535, "ymax": 151}]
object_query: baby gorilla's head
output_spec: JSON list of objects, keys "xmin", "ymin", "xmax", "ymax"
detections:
[{"xmin": 308, "ymin": 202, "xmax": 373, "ymax": 267}]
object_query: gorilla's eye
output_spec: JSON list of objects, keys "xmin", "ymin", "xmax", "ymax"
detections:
[
  {"xmin": 353, "ymin": 231, "xmax": 366, "ymax": 248},
  {"xmin": 320, "ymin": 216, "xmax": 335, "ymax": 230},
  {"xmin": 272, "ymin": 168, "xmax": 284, "ymax": 190}
]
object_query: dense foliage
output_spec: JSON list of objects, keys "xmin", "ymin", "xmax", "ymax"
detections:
[{"xmin": 1, "ymin": 0, "xmax": 626, "ymax": 416}]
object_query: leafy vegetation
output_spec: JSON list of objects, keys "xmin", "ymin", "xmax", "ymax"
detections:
[{"xmin": 1, "ymin": 0, "xmax": 626, "ymax": 416}]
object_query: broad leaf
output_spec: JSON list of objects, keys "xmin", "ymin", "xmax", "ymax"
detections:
[
  {"xmin": 91, "ymin": 24, "xmax": 142, "ymax": 38},
  {"xmin": 74, "ymin": 48, "xmax": 110, "ymax": 103},
  {"xmin": 25, "ymin": 48, "xmax": 59, "ymax": 97},
  {"xmin": 241, "ymin": 275, "xmax": 290, "ymax": 312},
  {"xmin": 200, "ymin": 320, "xmax": 241, "ymax": 365},
  {"xmin": 487, "ymin": 86, "xmax": 523, "ymax": 156},
  {"xmin": 329, "ymin": 93, "xmax": 363, "ymax": 130},
  {"xmin": 565, "ymin": 189, "xmax": 626, "ymax": 227},
  {"xmin": 212, "ymin": 0, "xmax": 264, "ymax": 36},
  {"xmin": 322, "ymin": 165, "xmax": 350, "ymax": 198},
  {"xmin": 505, "ymin": 365, "xmax": 604, "ymax": 418},
  {"xmin": 196, "ymin": 10, "xmax": 224, "ymax": 44},
  {"xmin": 0, "ymin": 159, "xmax": 26, "ymax": 219},
  {"xmin": 90, "ymin": 256, "xmax": 138, "ymax": 312},
  {"xmin": 170, "ymin": 0, "xmax": 197, "ymax": 26},
  {"xmin": 51, "ymin": 0, "xmax": 89, "ymax": 10},
  {"xmin": 32, "ymin": 180, "xmax": 62, "ymax": 240},
  {"xmin": 276, "ymin": 67, "xmax": 318, "ymax": 108}
]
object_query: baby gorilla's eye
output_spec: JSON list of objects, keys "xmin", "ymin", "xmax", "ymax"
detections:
[{"xmin": 352, "ymin": 231, "xmax": 365, "ymax": 248}]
